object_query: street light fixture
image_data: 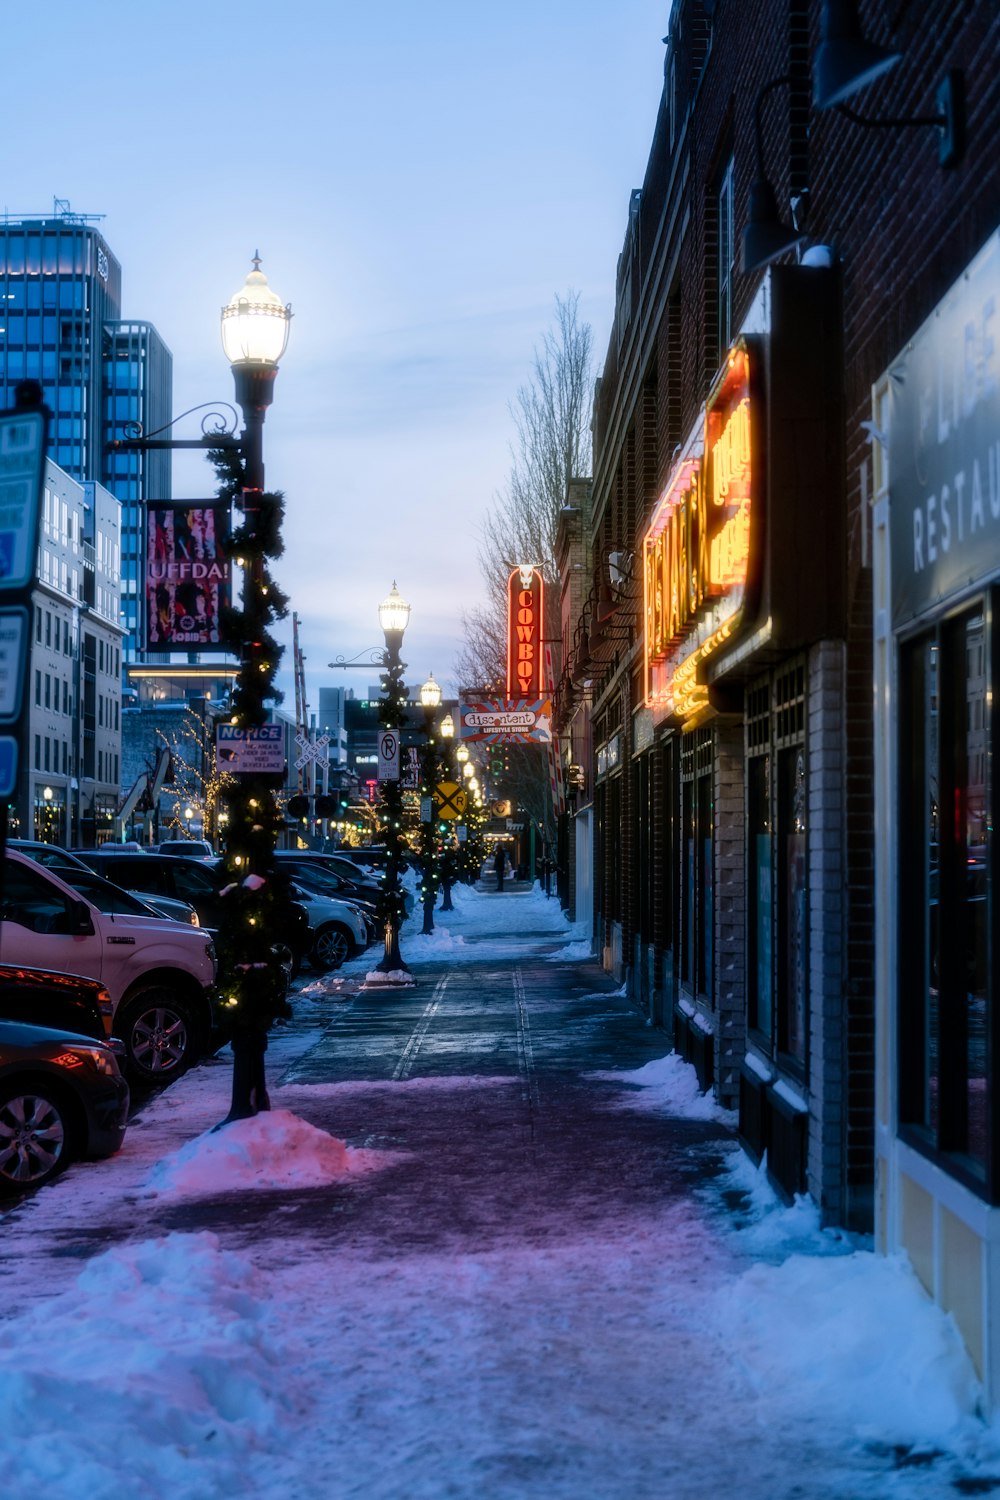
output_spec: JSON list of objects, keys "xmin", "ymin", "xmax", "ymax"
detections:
[
  {"xmin": 105, "ymin": 253, "xmax": 293, "ymax": 1124},
  {"xmin": 216, "ymin": 255, "xmax": 293, "ymax": 1119},
  {"xmin": 416, "ymin": 674, "xmax": 443, "ymax": 935},
  {"xmin": 372, "ymin": 583, "xmax": 414, "ymax": 981}
]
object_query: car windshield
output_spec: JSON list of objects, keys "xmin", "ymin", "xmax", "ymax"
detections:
[
  {"xmin": 11, "ymin": 843, "xmax": 90, "ymax": 872},
  {"xmin": 282, "ymin": 864, "xmax": 347, "ymax": 897},
  {"xmin": 57, "ymin": 868, "xmax": 162, "ymax": 918}
]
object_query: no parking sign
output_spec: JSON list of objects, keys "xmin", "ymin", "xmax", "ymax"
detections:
[{"xmin": 378, "ymin": 730, "xmax": 401, "ymax": 781}]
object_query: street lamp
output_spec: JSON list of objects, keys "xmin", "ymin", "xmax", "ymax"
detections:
[
  {"xmin": 372, "ymin": 583, "xmax": 414, "ymax": 980},
  {"xmin": 456, "ymin": 741, "xmax": 469, "ymax": 765},
  {"xmin": 105, "ymin": 253, "xmax": 293, "ymax": 1124},
  {"xmin": 215, "ymin": 256, "xmax": 293, "ymax": 1119},
  {"xmin": 436, "ymin": 713, "xmax": 458, "ymax": 912},
  {"xmin": 417, "ymin": 674, "xmax": 443, "ymax": 935}
]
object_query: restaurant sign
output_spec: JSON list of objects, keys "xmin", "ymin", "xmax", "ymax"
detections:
[
  {"xmin": 889, "ymin": 230, "xmax": 1000, "ymax": 629},
  {"xmin": 643, "ymin": 341, "xmax": 756, "ymax": 723}
]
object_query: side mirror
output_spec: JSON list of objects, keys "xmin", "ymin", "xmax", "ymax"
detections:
[{"xmin": 69, "ymin": 899, "xmax": 95, "ymax": 936}]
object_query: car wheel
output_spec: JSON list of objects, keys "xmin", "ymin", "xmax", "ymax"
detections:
[
  {"xmin": 0, "ymin": 1083, "xmax": 72, "ymax": 1194},
  {"xmin": 118, "ymin": 988, "xmax": 194, "ymax": 1082},
  {"xmin": 311, "ymin": 923, "xmax": 354, "ymax": 972}
]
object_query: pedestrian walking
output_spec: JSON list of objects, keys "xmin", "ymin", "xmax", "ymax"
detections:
[{"xmin": 493, "ymin": 843, "xmax": 507, "ymax": 893}]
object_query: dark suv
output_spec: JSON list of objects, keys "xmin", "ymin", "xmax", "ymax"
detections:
[{"xmin": 76, "ymin": 850, "xmax": 311, "ymax": 972}]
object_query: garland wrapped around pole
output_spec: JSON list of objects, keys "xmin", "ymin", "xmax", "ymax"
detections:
[
  {"xmin": 373, "ymin": 636, "xmax": 412, "ymax": 974},
  {"xmin": 208, "ymin": 442, "xmax": 294, "ymax": 1121}
]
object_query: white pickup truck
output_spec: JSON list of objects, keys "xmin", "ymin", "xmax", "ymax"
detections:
[{"xmin": 0, "ymin": 849, "xmax": 218, "ymax": 1083}]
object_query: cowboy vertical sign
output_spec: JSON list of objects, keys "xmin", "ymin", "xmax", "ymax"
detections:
[{"xmin": 506, "ymin": 565, "xmax": 544, "ymax": 699}]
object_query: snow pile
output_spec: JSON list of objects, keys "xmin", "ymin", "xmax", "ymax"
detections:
[
  {"xmin": 712, "ymin": 1244, "xmax": 984, "ymax": 1450},
  {"xmin": 142, "ymin": 1108, "xmax": 354, "ymax": 1198},
  {"xmin": 0, "ymin": 1232, "xmax": 294, "ymax": 1495},
  {"xmin": 545, "ymin": 939, "xmax": 594, "ymax": 962},
  {"xmin": 404, "ymin": 927, "xmax": 470, "ymax": 956},
  {"xmin": 590, "ymin": 1048, "xmax": 734, "ymax": 1123}
]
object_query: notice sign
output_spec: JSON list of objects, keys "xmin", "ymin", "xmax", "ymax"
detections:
[
  {"xmin": 215, "ymin": 723, "xmax": 285, "ymax": 774},
  {"xmin": 0, "ymin": 410, "xmax": 45, "ymax": 591},
  {"xmin": 460, "ymin": 697, "xmax": 552, "ymax": 744}
]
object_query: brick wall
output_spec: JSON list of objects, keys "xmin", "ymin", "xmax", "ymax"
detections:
[{"xmin": 715, "ymin": 718, "xmax": 746, "ymax": 1108}]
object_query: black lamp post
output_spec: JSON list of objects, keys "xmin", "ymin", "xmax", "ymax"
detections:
[
  {"xmin": 373, "ymin": 583, "xmax": 413, "ymax": 978},
  {"xmin": 438, "ymin": 712, "xmax": 457, "ymax": 912},
  {"xmin": 418, "ymin": 673, "xmax": 442, "ymax": 935},
  {"xmin": 214, "ymin": 257, "xmax": 293, "ymax": 1120},
  {"xmin": 105, "ymin": 255, "xmax": 292, "ymax": 1123}
]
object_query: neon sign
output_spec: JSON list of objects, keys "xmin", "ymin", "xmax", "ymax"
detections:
[
  {"xmin": 643, "ymin": 342, "xmax": 754, "ymax": 723},
  {"xmin": 506, "ymin": 566, "xmax": 544, "ymax": 699}
]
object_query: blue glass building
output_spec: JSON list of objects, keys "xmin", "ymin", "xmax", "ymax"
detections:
[{"xmin": 0, "ymin": 203, "xmax": 172, "ymax": 666}]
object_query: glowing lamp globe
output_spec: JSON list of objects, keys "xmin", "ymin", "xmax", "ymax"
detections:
[
  {"xmin": 221, "ymin": 255, "xmax": 292, "ymax": 367},
  {"xmin": 378, "ymin": 582, "xmax": 411, "ymax": 638}
]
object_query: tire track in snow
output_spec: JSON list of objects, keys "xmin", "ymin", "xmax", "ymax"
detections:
[
  {"xmin": 392, "ymin": 973, "xmax": 450, "ymax": 1080},
  {"xmin": 513, "ymin": 965, "xmax": 540, "ymax": 1160}
]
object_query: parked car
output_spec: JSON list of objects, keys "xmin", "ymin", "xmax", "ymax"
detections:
[
  {"xmin": 284, "ymin": 882, "xmax": 370, "ymax": 971},
  {"xmin": 157, "ymin": 839, "xmax": 215, "ymax": 859},
  {"xmin": 13, "ymin": 845, "xmax": 200, "ymax": 926},
  {"xmin": 0, "ymin": 850, "xmax": 218, "ymax": 1084},
  {"xmin": 336, "ymin": 846, "xmax": 410, "ymax": 873},
  {"xmin": 277, "ymin": 851, "xmax": 414, "ymax": 917},
  {"xmin": 0, "ymin": 1018, "xmax": 129, "ymax": 1194},
  {"xmin": 0, "ymin": 964, "xmax": 114, "ymax": 1041},
  {"xmin": 77, "ymin": 849, "xmax": 312, "ymax": 975},
  {"xmin": 8, "ymin": 840, "xmax": 92, "ymax": 872}
]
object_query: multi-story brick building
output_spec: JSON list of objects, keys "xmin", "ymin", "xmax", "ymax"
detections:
[{"xmin": 554, "ymin": 0, "xmax": 1000, "ymax": 1396}]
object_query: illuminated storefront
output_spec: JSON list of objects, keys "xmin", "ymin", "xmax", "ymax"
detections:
[
  {"xmin": 629, "ymin": 269, "xmax": 848, "ymax": 1209},
  {"xmin": 874, "ymin": 229, "xmax": 1000, "ymax": 1395}
]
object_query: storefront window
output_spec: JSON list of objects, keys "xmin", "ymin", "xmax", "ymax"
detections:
[
  {"xmin": 680, "ymin": 728, "xmax": 713, "ymax": 1003},
  {"xmin": 748, "ymin": 754, "xmax": 773, "ymax": 1040},
  {"xmin": 899, "ymin": 604, "xmax": 991, "ymax": 1186},
  {"xmin": 778, "ymin": 747, "xmax": 808, "ymax": 1064}
]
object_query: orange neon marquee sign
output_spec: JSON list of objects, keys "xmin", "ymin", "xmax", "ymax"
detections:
[
  {"xmin": 506, "ymin": 566, "xmax": 544, "ymax": 699},
  {"xmin": 643, "ymin": 342, "xmax": 754, "ymax": 721}
]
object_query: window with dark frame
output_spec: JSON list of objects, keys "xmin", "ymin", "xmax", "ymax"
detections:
[
  {"xmin": 744, "ymin": 661, "xmax": 807, "ymax": 1068},
  {"xmin": 680, "ymin": 726, "xmax": 714, "ymax": 1004},
  {"xmin": 716, "ymin": 156, "xmax": 735, "ymax": 364},
  {"xmin": 747, "ymin": 679, "xmax": 773, "ymax": 1043},
  {"xmin": 899, "ymin": 601, "xmax": 992, "ymax": 1193}
]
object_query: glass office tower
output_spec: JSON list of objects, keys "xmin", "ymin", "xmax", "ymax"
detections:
[{"xmin": 0, "ymin": 204, "xmax": 172, "ymax": 665}]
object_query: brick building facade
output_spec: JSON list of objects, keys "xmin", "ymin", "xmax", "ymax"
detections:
[{"xmin": 553, "ymin": 0, "xmax": 1000, "ymax": 1384}]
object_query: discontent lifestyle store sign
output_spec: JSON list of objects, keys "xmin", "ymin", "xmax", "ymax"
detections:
[{"xmin": 889, "ymin": 231, "xmax": 1000, "ymax": 629}]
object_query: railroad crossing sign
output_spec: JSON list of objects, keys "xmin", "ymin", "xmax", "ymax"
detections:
[
  {"xmin": 433, "ymin": 781, "xmax": 467, "ymax": 821},
  {"xmin": 294, "ymin": 732, "xmax": 330, "ymax": 771}
]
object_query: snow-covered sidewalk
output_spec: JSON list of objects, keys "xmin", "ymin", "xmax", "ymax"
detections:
[{"xmin": 1, "ymin": 883, "xmax": 998, "ymax": 1499}]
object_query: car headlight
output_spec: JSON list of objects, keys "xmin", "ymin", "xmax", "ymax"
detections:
[
  {"xmin": 189, "ymin": 911, "xmax": 201, "ymax": 927},
  {"xmin": 56, "ymin": 1045, "xmax": 121, "ymax": 1078}
]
